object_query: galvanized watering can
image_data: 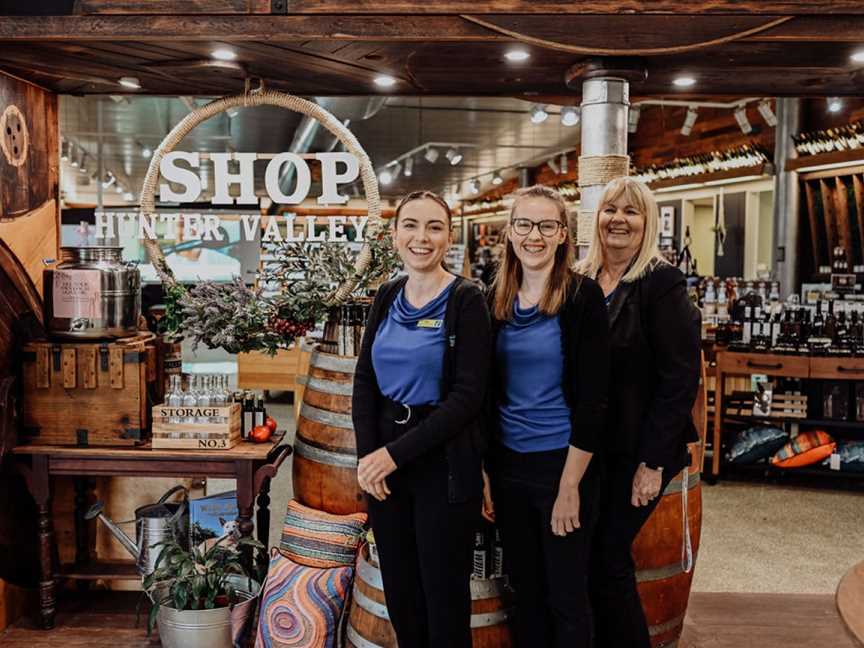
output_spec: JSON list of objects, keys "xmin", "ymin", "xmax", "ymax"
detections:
[{"xmin": 85, "ymin": 484, "xmax": 189, "ymax": 576}]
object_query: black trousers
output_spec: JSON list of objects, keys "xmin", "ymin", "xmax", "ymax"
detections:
[
  {"xmin": 589, "ymin": 455, "xmax": 677, "ymax": 648},
  {"xmin": 489, "ymin": 444, "xmax": 600, "ymax": 648},
  {"xmin": 367, "ymin": 445, "xmax": 479, "ymax": 648}
]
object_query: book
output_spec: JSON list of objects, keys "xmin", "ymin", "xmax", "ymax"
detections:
[{"xmin": 189, "ymin": 490, "xmax": 239, "ymax": 552}]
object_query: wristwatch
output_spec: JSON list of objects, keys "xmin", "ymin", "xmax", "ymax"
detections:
[{"xmin": 645, "ymin": 463, "xmax": 664, "ymax": 473}]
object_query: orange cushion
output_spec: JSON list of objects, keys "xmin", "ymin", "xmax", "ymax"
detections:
[{"xmin": 771, "ymin": 430, "xmax": 836, "ymax": 468}]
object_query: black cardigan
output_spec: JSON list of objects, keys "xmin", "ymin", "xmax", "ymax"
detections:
[
  {"xmin": 351, "ymin": 275, "xmax": 492, "ymax": 503},
  {"xmin": 602, "ymin": 262, "xmax": 701, "ymax": 472},
  {"xmin": 487, "ymin": 273, "xmax": 611, "ymax": 455}
]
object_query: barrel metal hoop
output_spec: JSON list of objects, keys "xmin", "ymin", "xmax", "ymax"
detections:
[
  {"xmin": 470, "ymin": 608, "xmax": 511, "ymax": 628},
  {"xmin": 299, "ymin": 402, "xmax": 354, "ymax": 430},
  {"xmin": 346, "ymin": 624, "xmax": 386, "ymax": 648},
  {"xmin": 305, "ymin": 376, "xmax": 354, "ymax": 396},
  {"xmin": 311, "ymin": 351, "xmax": 358, "ymax": 374},
  {"xmin": 357, "ymin": 550, "xmax": 384, "ymax": 590},
  {"xmin": 294, "ymin": 437, "xmax": 358, "ymax": 468},
  {"xmin": 352, "ymin": 585, "xmax": 390, "ymax": 620},
  {"xmin": 662, "ymin": 470, "xmax": 701, "ymax": 496},
  {"xmin": 636, "ymin": 562, "xmax": 687, "ymax": 583},
  {"xmin": 469, "ymin": 576, "xmax": 507, "ymax": 598},
  {"xmin": 648, "ymin": 613, "xmax": 686, "ymax": 637}
]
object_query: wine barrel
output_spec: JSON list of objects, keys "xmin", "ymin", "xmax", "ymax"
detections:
[
  {"xmin": 633, "ymin": 357, "xmax": 707, "ymax": 648},
  {"xmin": 346, "ymin": 546, "xmax": 513, "ymax": 648},
  {"xmin": 293, "ymin": 350, "xmax": 365, "ymax": 515}
]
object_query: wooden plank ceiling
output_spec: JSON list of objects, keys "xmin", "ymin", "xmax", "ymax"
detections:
[{"xmin": 0, "ymin": 3, "xmax": 863, "ymax": 97}]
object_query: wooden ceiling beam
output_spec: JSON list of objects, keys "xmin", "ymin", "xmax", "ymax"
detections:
[{"xmin": 61, "ymin": 1, "xmax": 864, "ymax": 15}]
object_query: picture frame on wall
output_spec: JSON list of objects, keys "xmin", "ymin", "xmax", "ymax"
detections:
[{"xmin": 660, "ymin": 205, "xmax": 675, "ymax": 239}]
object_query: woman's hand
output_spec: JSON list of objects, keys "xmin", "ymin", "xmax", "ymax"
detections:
[
  {"xmin": 481, "ymin": 469, "xmax": 495, "ymax": 523},
  {"xmin": 551, "ymin": 483, "xmax": 581, "ymax": 536},
  {"xmin": 357, "ymin": 448, "xmax": 397, "ymax": 501},
  {"xmin": 631, "ymin": 462, "xmax": 662, "ymax": 507}
]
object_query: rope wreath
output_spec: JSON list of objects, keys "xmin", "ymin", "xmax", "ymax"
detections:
[{"xmin": 139, "ymin": 85, "xmax": 382, "ymax": 307}]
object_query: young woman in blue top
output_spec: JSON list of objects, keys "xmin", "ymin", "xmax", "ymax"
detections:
[
  {"xmin": 482, "ymin": 185, "xmax": 610, "ymax": 648},
  {"xmin": 352, "ymin": 191, "xmax": 491, "ymax": 648}
]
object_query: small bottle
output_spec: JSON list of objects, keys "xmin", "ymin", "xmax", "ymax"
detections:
[
  {"xmin": 196, "ymin": 375, "xmax": 212, "ymax": 424},
  {"xmin": 254, "ymin": 394, "xmax": 266, "ymax": 428},
  {"xmin": 242, "ymin": 391, "xmax": 255, "ymax": 439},
  {"xmin": 182, "ymin": 375, "xmax": 198, "ymax": 424},
  {"xmin": 472, "ymin": 529, "xmax": 488, "ymax": 579},
  {"xmin": 166, "ymin": 375, "xmax": 184, "ymax": 424},
  {"xmin": 703, "ymin": 281, "xmax": 717, "ymax": 319}
]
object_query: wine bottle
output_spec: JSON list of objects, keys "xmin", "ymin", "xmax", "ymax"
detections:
[
  {"xmin": 242, "ymin": 391, "xmax": 255, "ymax": 439},
  {"xmin": 254, "ymin": 394, "xmax": 266, "ymax": 428}
]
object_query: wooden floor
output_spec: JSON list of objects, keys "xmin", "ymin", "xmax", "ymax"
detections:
[{"xmin": 0, "ymin": 590, "xmax": 858, "ymax": 647}]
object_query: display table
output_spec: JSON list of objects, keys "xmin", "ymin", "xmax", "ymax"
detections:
[
  {"xmin": 12, "ymin": 433, "xmax": 291, "ymax": 629},
  {"xmin": 712, "ymin": 350, "xmax": 864, "ymax": 480}
]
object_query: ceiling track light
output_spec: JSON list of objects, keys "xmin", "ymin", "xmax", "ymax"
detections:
[
  {"xmin": 118, "ymin": 76, "xmax": 141, "ymax": 90},
  {"xmin": 559, "ymin": 153, "xmax": 568, "ymax": 175},
  {"xmin": 404, "ymin": 157, "xmax": 414, "ymax": 177},
  {"xmin": 60, "ymin": 140, "xmax": 69, "ymax": 162},
  {"xmin": 547, "ymin": 157, "xmax": 561, "ymax": 174},
  {"xmin": 391, "ymin": 162, "xmax": 402, "ymax": 181},
  {"xmin": 628, "ymin": 106, "xmax": 642, "ymax": 134},
  {"xmin": 424, "ymin": 146, "xmax": 439, "ymax": 164},
  {"xmin": 827, "ymin": 97, "xmax": 843, "ymax": 113},
  {"xmin": 379, "ymin": 168, "xmax": 394, "ymax": 185},
  {"xmin": 492, "ymin": 172, "xmax": 504, "ymax": 186},
  {"xmin": 680, "ymin": 106, "xmax": 699, "ymax": 136},
  {"xmin": 734, "ymin": 106, "xmax": 752, "ymax": 134},
  {"xmin": 445, "ymin": 147, "xmax": 463, "ymax": 166},
  {"xmin": 530, "ymin": 104, "xmax": 549, "ymax": 124},
  {"xmin": 470, "ymin": 179, "xmax": 481, "ymax": 194},
  {"xmin": 227, "ymin": 107, "xmax": 239, "ymax": 119},
  {"xmin": 757, "ymin": 99, "xmax": 778, "ymax": 127},
  {"xmin": 560, "ymin": 106, "xmax": 580, "ymax": 127}
]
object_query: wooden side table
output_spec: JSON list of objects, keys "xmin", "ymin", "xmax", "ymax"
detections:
[{"xmin": 13, "ymin": 434, "xmax": 291, "ymax": 629}]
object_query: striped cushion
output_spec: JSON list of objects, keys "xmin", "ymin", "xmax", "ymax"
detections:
[
  {"xmin": 771, "ymin": 430, "xmax": 836, "ymax": 468},
  {"xmin": 279, "ymin": 499, "xmax": 367, "ymax": 568},
  {"xmin": 255, "ymin": 548, "xmax": 352, "ymax": 648}
]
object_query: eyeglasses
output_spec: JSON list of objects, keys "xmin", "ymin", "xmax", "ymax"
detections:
[{"xmin": 510, "ymin": 218, "xmax": 563, "ymax": 237}]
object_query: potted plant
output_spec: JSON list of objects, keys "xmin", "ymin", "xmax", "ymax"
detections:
[{"xmin": 143, "ymin": 534, "xmax": 265, "ymax": 648}]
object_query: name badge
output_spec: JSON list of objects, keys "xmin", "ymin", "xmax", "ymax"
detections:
[{"xmin": 417, "ymin": 319, "xmax": 443, "ymax": 329}]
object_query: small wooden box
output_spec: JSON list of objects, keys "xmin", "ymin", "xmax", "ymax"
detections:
[
  {"xmin": 20, "ymin": 336, "xmax": 157, "ymax": 447},
  {"xmin": 151, "ymin": 404, "xmax": 241, "ymax": 450}
]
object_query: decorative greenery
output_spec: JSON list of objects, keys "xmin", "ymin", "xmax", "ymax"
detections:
[
  {"xmin": 143, "ymin": 533, "xmax": 265, "ymax": 636},
  {"xmin": 163, "ymin": 229, "xmax": 400, "ymax": 355}
]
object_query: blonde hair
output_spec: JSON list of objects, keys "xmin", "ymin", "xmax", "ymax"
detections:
[
  {"xmin": 492, "ymin": 185, "xmax": 575, "ymax": 321},
  {"xmin": 577, "ymin": 176, "xmax": 666, "ymax": 282}
]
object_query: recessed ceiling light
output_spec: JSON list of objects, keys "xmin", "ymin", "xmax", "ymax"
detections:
[
  {"xmin": 530, "ymin": 104, "xmax": 549, "ymax": 124},
  {"xmin": 851, "ymin": 50, "xmax": 864, "ymax": 64},
  {"xmin": 673, "ymin": 76, "xmax": 696, "ymax": 88},
  {"xmin": 211, "ymin": 48, "xmax": 236, "ymax": 61},
  {"xmin": 560, "ymin": 106, "xmax": 580, "ymax": 127},
  {"xmin": 505, "ymin": 49, "xmax": 530, "ymax": 62},
  {"xmin": 827, "ymin": 97, "xmax": 843, "ymax": 113},
  {"xmin": 118, "ymin": 76, "xmax": 141, "ymax": 89},
  {"xmin": 141, "ymin": 145, "xmax": 153, "ymax": 159},
  {"xmin": 374, "ymin": 75, "xmax": 397, "ymax": 88}
]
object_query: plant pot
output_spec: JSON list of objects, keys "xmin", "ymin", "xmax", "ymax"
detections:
[{"xmin": 155, "ymin": 576, "xmax": 260, "ymax": 648}]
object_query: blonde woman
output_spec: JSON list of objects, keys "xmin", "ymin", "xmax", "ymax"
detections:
[
  {"xmin": 482, "ymin": 185, "xmax": 610, "ymax": 648},
  {"xmin": 578, "ymin": 177, "xmax": 701, "ymax": 648}
]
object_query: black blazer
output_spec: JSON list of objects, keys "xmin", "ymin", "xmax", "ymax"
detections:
[
  {"xmin": 351, "ymin": 275, "xmax": 492, "ymax": 503},
  {"xmin": 603, "ymin": 262, "xmax": 701, "ymax": 473},
  {"xmin": 487, "ymin": 272, "xmax": 611, "ymax": 455}
]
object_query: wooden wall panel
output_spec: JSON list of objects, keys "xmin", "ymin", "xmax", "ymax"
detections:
[
  {"xmin": 0, "ymin": 72, "xmax": 58, "ymax": 220},
  {"xmin": 0, "ymin": 199, "xmax": 57, "ymax": 295}
]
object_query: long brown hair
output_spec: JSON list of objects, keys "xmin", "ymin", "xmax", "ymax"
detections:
[{"xmin": 492, "ymin": 185, "xmax": 575, "ymax": 321}]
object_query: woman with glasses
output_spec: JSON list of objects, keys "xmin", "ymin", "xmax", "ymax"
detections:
[
  {"xmin": 352, "ymin": 191, "xmax": 491, "ymax": 648},
  {"xmin": 482, "ymin": 185, "xmax": 610, "ymax": 648},
  {"xmin": 578, "ymin": 177, "xmax": 701, "ymax": 648}
]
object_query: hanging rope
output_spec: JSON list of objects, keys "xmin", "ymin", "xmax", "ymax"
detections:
[{"xmin": 139, "ymin": 89, "xmax": 383, "ymax": 306}]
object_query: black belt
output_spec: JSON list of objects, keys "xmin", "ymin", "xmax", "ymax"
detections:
[{"xmin": 380, "ymin": 396, "xmax": 436, "ymax": 428}]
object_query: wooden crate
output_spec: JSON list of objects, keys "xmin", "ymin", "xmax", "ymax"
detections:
[
  {"xmin": 726, "ymin": 391, "xmax": 808, "ymax": 420},
  {"xmin": 19, "ymin": 335, "xmax": 157, "ymax": 446},
  {"xmin": 237, "ymin": 344, "xmax": 310, "ymax": 392},
  {"xmin": 151, "ymin": 404, "xmax": 241, "ymax": 450}
]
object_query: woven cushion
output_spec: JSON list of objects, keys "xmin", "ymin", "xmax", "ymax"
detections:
[
  {"xmin": 824, "ymin": 441, "xmax": 864, "ymax": 473},
  {"xmin": 279, "ymin": 499, "xmax": 366, "ymax": 568},
  {"xmin": 771, "ymin": 430, "xmax": 836, "ymax": 468},
  {"xmin": 728, "ymin": 426, "xmax": 788, "ymax": 465},
  {"xmin": 255, "ymin": 548, "xmax": 352, "ymax": 648}
]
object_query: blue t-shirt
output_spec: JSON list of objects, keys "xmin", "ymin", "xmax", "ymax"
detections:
[
  {"xmin": 371, "ymin": 280, "xmax": 455, "ymax": 406},
  {"xmin": 497, "ymin": 299, "xmax": 572, "ymax": 452}
]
